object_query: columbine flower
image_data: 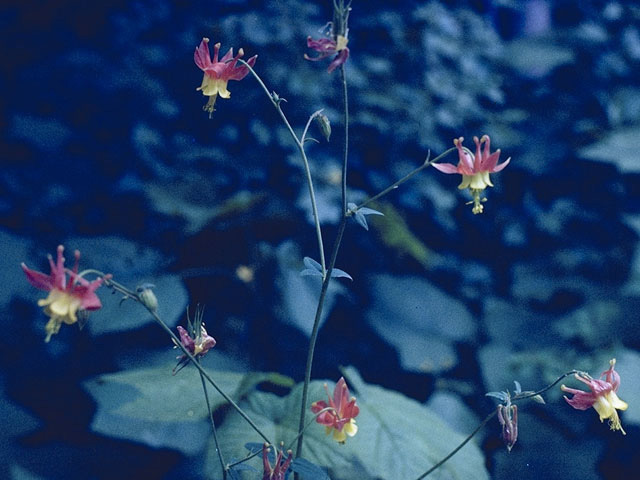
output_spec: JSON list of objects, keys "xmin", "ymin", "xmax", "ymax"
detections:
[
  {"xmin": 305, "ymin": 0, "xmax": 351, "ymax": 73},
  {"xmin": 497, "ymin": 403, "xmax": 518, "ymax": 452},
  {"xmin": 432, "ymin": 135, "xmax": 510, "ymax": 214},
  {"xmin": 305, "ymin": 34, "xmax": 349, "ymax": 73},
  {"xmin": 561, "ymin": 358, "xmax": 628, "ymax": 434},
  {"xmin": 172, "ymin": 305, "xmax": 216, "ymax": 374},
  {"xmin": 194, "ymin": 37, "xmax": 257, "ymax": 117},
  {"xmin": 22, "ymin": 245, "xmax": 106, "ymax": 342},
  {"xmin": 311, "ymin": 377, "xmax": 359, "ymax": 443},
  {"xmin": 262, "ymin": 443, "xmax": 293, "ymax": 480}
]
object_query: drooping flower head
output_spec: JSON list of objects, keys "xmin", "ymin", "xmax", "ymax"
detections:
[
  {"xmin": 305, "ymin": 35, "xmax": 350, "ymax": 73},
  {"xmin": 194, "ymin": 38, "xmax": 257, "ymax": 117},
  {"xmin": 432, "ymin": 135, "xmax": 510, "ymax": 214},
  {"xmin": 311, "ymin": 377, "xmax": 360, "ymax": 443},
  {"xmin": 262, "ymin": 443, "xmax": 293, "ymax": 480},
  {"xmin": 561, "ymin": 358, "xmax": 628, "ymax": 434},
  {"xmin": 22, "ymin": 245, "xmax": 107, "ymax": 342},
  {"xmin": 305, "ymin": 0, "xmax": 351, "ymax": 73},
  {"xmin": 173, "ymin": 305, "xmax": 216, "ymax": 374}
]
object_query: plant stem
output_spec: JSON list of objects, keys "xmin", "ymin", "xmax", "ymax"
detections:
[
  {"xmin": 100, "ymin": 276, "xmax": 273, "ymax": 446},
  {"xmin": 199, "ymin": 369, "xmax": 227, "ymax": 479},
  {"xmin": 415, "ymin": 410, "xmax": 497, "ymax": 480},
  {"xmin": 340, "ymin": 63, "xmax": 349, "ymax": 216},
  {"xmin": 414, "ymin": 370, "xmax": 582, "ymax": 479},
  {"xmin": 513, "ymin": 370, "xmax": 580, "ymax": 401},
  {"xmin": 349, "ymin": 147, "xmax": 457, "ymax": 214},
  {"xmin": 239, "ymin": 59, "xmax": 327, "ymax": 273},
  {"xmin": 295, "ymin": 62, "xmax": 351, "ymax": 459},
  {"xmin": 295, "ymin": 216, "xmax": 347, "ymax": 460}
]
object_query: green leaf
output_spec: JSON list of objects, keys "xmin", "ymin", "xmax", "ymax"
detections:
[
  {"xmin": 84, "ymin": 366, "xmax": 292, "ymax": 454},
  {"xmin": 301, "ymin": 257, "xmax": 324, "ymax": 277},
  {"xmin": 206, "ymin": 370, "xmax": 488, "ymax": 479},
  {"xmin": 347, "ymin": 202, "xmax": 384, "ymax": 231},
  {"xmin": 330, "ymin": 268, "xmax": 353, "ymax": 281}
]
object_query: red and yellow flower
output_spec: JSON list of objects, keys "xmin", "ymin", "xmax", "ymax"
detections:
[
  {"xmin": 22, "ymin": 245, "xmax": 106, "ymax": 342},
  {"xmin": 304, "ymin": 34, "xmax": 349, "ymax": 73},
  {"xmin": 562, "ymin": 358, "xmax": 628, "ymax": 434},
  {"xmin": 311, "ymin": 377, "xmax": 360, "ymax": 443},
  {"xmin": 194, "ymin": 38, "xmax": 257, "ymax": 116},
  {"xmin": 432, "ymin": 135, "xmax": 510, "ymax": 214}
]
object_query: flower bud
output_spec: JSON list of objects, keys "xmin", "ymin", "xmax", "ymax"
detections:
[
  {"xmin": 497, "ymin": 404, "xmax": 518, "ymax": 452},
  {"xmin": 315, "ymin": 113, "xmax": 331, "ymax": 141},
  {"xmin": 137, "ymin": 283, "xmax": 158, "ymax": 312}
]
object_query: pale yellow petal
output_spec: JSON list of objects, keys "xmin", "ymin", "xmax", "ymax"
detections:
[
  {"xmin": 332, "ymin": 429, "xmax": 347, "ymax": 443},
  {"xmin": 608, "ymin": 392, "xmax": 628, "ymax": 411},
  {"xmin": 343, "ymin": 419, "xmax": 358, "ymax": 437}
]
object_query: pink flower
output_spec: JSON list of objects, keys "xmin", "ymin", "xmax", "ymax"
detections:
[
  {"xmin": 305, "ymin": 34, "xmax": 350, "ymax": 73},
  {"xmin": 311, "ymin": 377, "xmax": 360, "ymax": 443},
  {"xmin": 432, "ymin": 135, "xmax": 510, "ymax": 214},
  {"xmin": 172, "ymin": 306, "xmax": 216, "ymax": 374},
  {"xmin": 194, "ymin": 37, "xmax": 257, "ymax": 117},
  {"xmin": 562, "ymin": 358, "xmax": 628, "ymax": 434},
  {"xmin": 262, "ymin": 443, "xmax": 293, "ymax": 480},
  {"xmin": 22, "ymin": 245, "xmax": 106, "ymax": 342}
]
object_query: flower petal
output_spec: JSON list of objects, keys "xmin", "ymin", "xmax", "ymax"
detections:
[
  {"xmin": 194, "ymin": 38, "xmax": 212, "ymax": 71},
  {"xmin": 431, "ymin": 162, "xmax": 460, "ymax": 174}
]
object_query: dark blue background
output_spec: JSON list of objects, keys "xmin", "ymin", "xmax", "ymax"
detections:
[{"xmin": 2, "ymin": 0, "xmax": 639, "ymax": 478}]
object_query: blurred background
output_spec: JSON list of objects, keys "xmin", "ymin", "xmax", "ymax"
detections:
[{"xmin": 2, "ymin": 0, "xmax": 640, "ymax": 478}]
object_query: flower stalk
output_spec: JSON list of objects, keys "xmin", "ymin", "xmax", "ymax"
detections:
[
  {"xmin": 415, "ymin": 370, "xmax": 580, "ymax": 479},
  {"xmin": 237, "ymin": 59, "xmax": 327, "ymax": 274}
]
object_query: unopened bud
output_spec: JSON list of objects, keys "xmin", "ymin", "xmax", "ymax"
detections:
[
  {"xmin": 497, "ymin": 404, "xmax": 518, "ymax": 452},
  {"xmin": 137, "ymin": 283, "xmax": 158, "ymax": 312},
  {"xmin": 315, "ymin": 113, "xmax": 331, "ymax": 142}
]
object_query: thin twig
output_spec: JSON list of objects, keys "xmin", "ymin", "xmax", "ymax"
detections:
[
  {"xmin": 350, "ymin": 147, "xmax": 457, "ymax": 214},
  {"xmin": 415, "ymin": 410, "xmax": 497, "ymax": 480}
]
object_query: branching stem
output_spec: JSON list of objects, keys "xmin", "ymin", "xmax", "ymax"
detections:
[
  {"xmin": 84, "ymin": 273, "xmax": 274, "ymax": 447},
  {"xmin": 239, "ymin": 59, "xmax": 327, "ymax": 274}
]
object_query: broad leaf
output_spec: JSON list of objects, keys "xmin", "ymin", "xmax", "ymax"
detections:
[
  {"xmin": 84, "ymin": 366, "xmax": 292, "ymax": 454},
  {"xmin": 205, "ymin": 370, "xmax": 488, "ymax": 479}
]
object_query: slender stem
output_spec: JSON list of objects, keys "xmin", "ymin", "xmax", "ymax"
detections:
[
  {"xmin": 414, "ymin": 370, "xmax": 582, "ymax": 479},
  {"xmin": 199, "ymin": 369, "xmax": 227, "ymax": 479},
  {"xmin": 239, "ymin": 59, "xmax": 326, "ymax": 273},
  {"xmin": 350, "ymin": 147, "xmax": 457, "ymax": 214},
  {"xmin": 512, "ymin": 370, "xmax": 580, "ymax": 401},
  {"xmin": 415, "ymin": 411, "xmax": 497, "ymax": 480},
  {"xmin": 286, "ymin": 406, "xmax": 335, "ymax": 451},
  {"xmin": 100, "ymin": 276, "xmax": 273, "ymax": 446},
  {"xmin": 340, "ymin": 64, "xmax": 349, "ymax": 215},
  {"xmin": 301, "ymin": 109, "xmax": 325, "ymax": 146},
  {"xmin": 226, "ymin": 448, "xmax": 263, "ymax": 470},
  {"xmin": 295, "ymin": 217, "xmax": 348, "ymax": 460},
  {"xmin": 296, "ymin": 62, "xmax": 351, "ymax": 459}
]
